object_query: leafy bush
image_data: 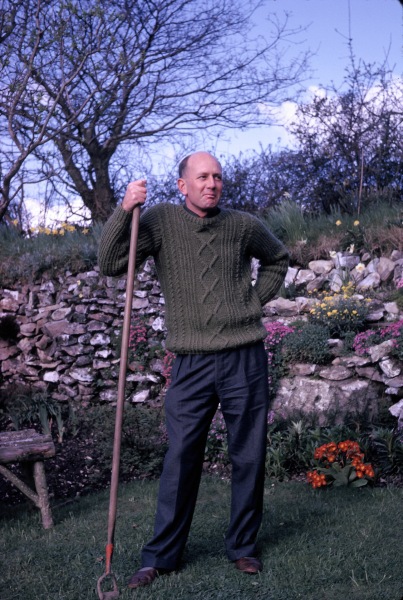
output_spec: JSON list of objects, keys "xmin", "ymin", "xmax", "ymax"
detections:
[
  {"xmin": 264, "ymin": 322, "xmax": 294, "ymax": 398},
  {"xmin": 282, "ymin": 322, "xmax": 330, "ymax": 364}
]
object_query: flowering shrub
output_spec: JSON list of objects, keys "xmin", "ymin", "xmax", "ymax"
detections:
[
  {"xmin": 264, "ymin": 322, "xmax": 294, "ymax": 396},
  {"xmin": 307, "ymin": 440, "xmax": 375, "ymax": 488},
  {"xmin": 162, "ymin": 350, "xmax": 176, "ymax": 389},
  {"xmin": 353, "ymin": 320, "xmax": 403, "ymax": 360},
  {"xmin": 205, "ymin": 410, "xmax": 229, "ymax": 465},
  {"xmin": 308, "ymin": 287, "xmax": 369, "ymax": 337},
  {"xmin": 128, "ymin": 317, "xmax": 148, "ymax": 365}
]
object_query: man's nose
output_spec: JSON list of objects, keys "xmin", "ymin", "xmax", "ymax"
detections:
[{"xmin": 207, "ymin": 175, "xmax": 216, "ymax": 187}]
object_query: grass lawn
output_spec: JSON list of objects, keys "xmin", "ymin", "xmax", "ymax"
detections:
[{"xmin": 0, "ymin": 477, "xmax": 402, "ymax": 600}]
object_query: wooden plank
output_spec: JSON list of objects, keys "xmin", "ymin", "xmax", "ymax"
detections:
[{"xmin": 0, "ymin": 429, "xmax": 55, "ymax": 464}]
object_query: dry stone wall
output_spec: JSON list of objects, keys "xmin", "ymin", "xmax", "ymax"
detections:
[{"xmin": 1, "ymin": 252, "xmax": 403, "ymax": 425}]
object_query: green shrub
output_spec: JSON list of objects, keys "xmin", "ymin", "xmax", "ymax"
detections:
[
  {"xmin": 264, "ymin": 322, "xmax": 294, "ymax": 400},
  {"xmin": 282, "ymin": 322, "xmax": 331, "ymax": 364},
  {"xmin": 265, "ymin": 420, "xmax": 319, "ymax": 479}
]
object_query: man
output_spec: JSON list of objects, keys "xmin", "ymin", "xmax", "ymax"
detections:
[{"xmin": 98, "ymin": 151, "xmax": 289, "ymax": 589}]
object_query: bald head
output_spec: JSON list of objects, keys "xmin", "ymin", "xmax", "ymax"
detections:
[{"xmin": 178, "ymin": 152, "xmax": 222, "ymax": 178}]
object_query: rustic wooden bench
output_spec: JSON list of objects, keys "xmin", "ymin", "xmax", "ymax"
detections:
[{"xmin": 0, "ymin": 429, "xmax": 56, "ymax": 529}]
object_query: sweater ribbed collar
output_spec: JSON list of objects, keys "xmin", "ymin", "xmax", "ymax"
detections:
[{"xmin": 180, "ymin": 204, "xmax": 228, "ymax": 230}]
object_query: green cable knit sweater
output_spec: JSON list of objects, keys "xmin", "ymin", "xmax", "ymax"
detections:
[{"xmin": 98, "ymin": 204, "xmax": 289, "ymax": 354}]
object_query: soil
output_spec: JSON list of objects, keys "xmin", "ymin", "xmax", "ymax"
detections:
[{"xmin": 0, "ymin": 429, "xmax": 112, "ymax": 507}]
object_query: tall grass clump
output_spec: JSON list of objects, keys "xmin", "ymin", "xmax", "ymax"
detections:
[{"xmin": 265, "ymin": 198, "xmax": 403, "ymax": 266}]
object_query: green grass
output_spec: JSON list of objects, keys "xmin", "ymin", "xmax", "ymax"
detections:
[{"xmin": 1, "ymin": 477, "xmax": 402, "ymax": 600}]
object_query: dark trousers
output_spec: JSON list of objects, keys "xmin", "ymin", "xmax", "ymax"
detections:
[{"xmin": 141, "ymin": 342, "xmax": 269, "ymax": 570}]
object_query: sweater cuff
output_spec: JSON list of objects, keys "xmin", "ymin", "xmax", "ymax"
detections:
[{"xmin": 114, "ymin": 205, "xmax": 134, "ymax": 226}]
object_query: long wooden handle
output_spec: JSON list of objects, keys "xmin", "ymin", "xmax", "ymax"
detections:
[{"xmin": 105, "ymin": 205, "xmax": 141, "ymax": 570}]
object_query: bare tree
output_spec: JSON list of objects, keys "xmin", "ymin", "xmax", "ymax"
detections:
[
  {"xmin": 0, "ymin": 0, "xmax": 106, "ymax": 225},
  {"xmin": 0, "ymin": 0, "xmax": 311, "ymax": 224},
  {"xmin": 289, "ymin": 59, "xmax": 403, "ymax": 213}
]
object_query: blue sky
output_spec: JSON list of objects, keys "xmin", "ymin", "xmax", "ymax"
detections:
[{"xmin": 215, "ymin": 0, "xmax": 403, "ymax": 154}]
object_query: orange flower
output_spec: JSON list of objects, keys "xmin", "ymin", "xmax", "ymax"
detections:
[{"xmin": 309, "ymin": 439, "xmax": 374, "ymax": 488}]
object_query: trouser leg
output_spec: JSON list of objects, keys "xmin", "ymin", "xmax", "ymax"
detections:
[
  {"xmin": 141, "ymin": 354, "xmax": 218, "ymax": 570},
  {"xmin": 218, "ymin": 342, "xmax": 269, "ymax": 560}
]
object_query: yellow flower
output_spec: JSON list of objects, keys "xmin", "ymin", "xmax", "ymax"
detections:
[
  {"xmin": 335, "ymin": 220, "xmax": 342, "ymax": 226},
  {"xmin": 353, "ymin": 220, "xmax": 360, "ymax": 226}
]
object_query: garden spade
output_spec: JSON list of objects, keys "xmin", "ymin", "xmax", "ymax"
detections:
[{"xmin": 97, "ymin": 206, "xmax": 141, "ymax": 600}]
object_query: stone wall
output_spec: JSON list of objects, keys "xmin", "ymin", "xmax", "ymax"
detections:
[
  {"xmin": 0, "ymin": 260, "xmax": 166, "ymax": 407},
  {"xmin": 1, "ymin": 251, "xmax": 403, "ymax": 425}
]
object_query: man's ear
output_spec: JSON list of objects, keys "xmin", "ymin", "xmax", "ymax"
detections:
[{"xmin": 177, "ymin": 178, "xmax": 187, "ymax": 196}]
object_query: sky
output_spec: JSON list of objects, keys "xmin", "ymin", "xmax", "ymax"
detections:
[{"xmin": 215, "ymin": 0, "xmax": 403, "ymax": 155}]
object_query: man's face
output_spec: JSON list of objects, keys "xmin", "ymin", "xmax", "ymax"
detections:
[{"xmin": 177, "ymin": 152, "xmax": 223, "ymax": 217}]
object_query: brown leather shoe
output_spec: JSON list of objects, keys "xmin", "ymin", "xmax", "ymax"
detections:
[
  {"xmin": 234, "ymin": 557, "xmax": 263, "ymax": 574},
  {"xmin": 127, "ymin": 567, "xmax": 159, "ymax": 589}
]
